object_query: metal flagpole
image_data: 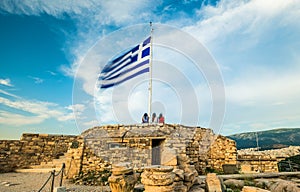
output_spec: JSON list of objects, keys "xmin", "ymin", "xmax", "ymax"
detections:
[{"xmin": 148, "ymin": 22, "xmax": 153, "ymax": 121}]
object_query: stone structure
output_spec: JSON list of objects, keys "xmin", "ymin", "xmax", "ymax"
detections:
[
  {"xmin": 0, "ymin": 124, "xmax": 238, "ymax": 190},
  {"xmin": 205, "ymin": 173, "xmax": 223, "ymax": 192},
  {"xmin": 237, "ymin": 146, "xmax": 300, "ymax": 173},
  {"xmin": 238, "ymin": 154, "xmax": 279, "ymax": 173},
  {"xmin": 108, "ymin": 163, "xmax": 137, "ymax": 192},
  {"xmin": 141, "ymin": 165, "xmax": 175, "ymax": 192},
  {"xmin": 238, "ymin": 146, "xmax": 300, "ymax": 158},
  {"xmin": 79, "ymin": 124, "xmax": 237, "ymax": 175},
  {"xmin": 242, "ymin": 186, "xmax": 270, "ymax": 192},
  {"xmin": 0, "ymin": 133, "xmax": 77, "ymax": 172}
]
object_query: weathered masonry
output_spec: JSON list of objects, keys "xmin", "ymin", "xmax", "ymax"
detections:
[
  {"xmin": 0, "ymin": 124, "xmax": 237, "ymax": 177},
  {"xmin": 69, "ymin": 124, "xmax": 237, "ymax": 176},
  {"xmin": 0, "ymin": 133, "xmax": 77, "ymax": 172}
]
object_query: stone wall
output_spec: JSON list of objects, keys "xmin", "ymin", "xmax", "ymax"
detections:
[
  {"xmin": 186, "ymin": 128, "xmax": 237, "ymax": 174},
  {"xmin": 237, "ymin": 146, "xmax": 300, "ymax": 173},
  {"xmin": 238, "ymin": 154, "xmax": 279, "ymax": 173},
  {"xmin": 0, "ymin": 133, "xmax": 77, "ymax": 172},
  {"xmin": 208, "ymin": 135, "xmax": 237, "ymax": 171},
  {"xmin": 0, "ymin": 140, "xmax": 23, "ymax": 172},
  {"xmin": 82, "ymin": 125, "xmax": 154, "ymax": 168},
  {"xmin": 0, "ymin": 124, "xmax": 238, "ymax": 179},
  {"xmin": 79, "ymin": 124, "xmax": 237, "ymax": 175},
  {"xmin": 238, "ymin": 146, "xmax": 300, "ymax": 158}
]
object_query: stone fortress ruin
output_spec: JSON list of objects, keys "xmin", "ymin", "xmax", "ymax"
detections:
[{"xmin": 1, "ymin": 124, "xmax": 299, "ymax": 191}]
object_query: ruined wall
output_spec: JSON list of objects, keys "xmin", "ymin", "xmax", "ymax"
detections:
[
  {"xmin": 238, "ymin": 154, "xmax": 279, "ymax": 173},
  {"xmin": 208, "ymin": 135, "xmax": 237, "ymax": 171},
  {"xmin": 0, "ymin": 124, "xmax": 238, "ymax": 177},
  {"xmin": 236, "ymin": 146, "xmax": 300, "ymax": 173},
  {"xmin": 0, "ymin": 133, "xmax": 77, "ymax": 172},
  {"xmin": 186, "ymin": 128, "xmax": 237, "ymax": 174},
  {"xmin": 82, "ymin": 125, "xmax": 153, "ymax": 168},
  {"xmin": 80, "ymin": 124, "xmax": 238, "ymax": 175},
  {"xmin": 0, "ymin": 140, "xmax": 23, "ymax": 172}
]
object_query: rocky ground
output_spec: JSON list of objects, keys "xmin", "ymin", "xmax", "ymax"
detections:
[
  {"xmin": 0, "ymin": 172, "xmax": 110, "ymax": 192},
  {"xmin": 2, "ymin": 171, "xmax": 300, "ymax": 192}
]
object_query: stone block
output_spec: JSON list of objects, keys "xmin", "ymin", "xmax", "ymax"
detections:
[
  {"xmin": 173, "ymin": 169, "xmax": 184, "ymax": 181},
  {"xmin": 222, "ymin": 164, "xmax": 238, "ymax": 174},
  {"xmin": 54, "ymin": 186, "xmax": 66, "ymax": 192},
  {"xmin": 205, "ymin": 173, "xmax": 222, "ymax": 192},
  {"xmin": 184, "ymin": 172, "xmax": 195, "ymax": 182},
  {"xmin": 242, "ymin": 186, "xmax": 270, "ymax": 192},
  {"xmin": 144, "ymin": 184, "xmax": 174, "ymax": 192},
  {"xmin": 161, "ymin": 149, "xmax": 177, "ymax": 166}
]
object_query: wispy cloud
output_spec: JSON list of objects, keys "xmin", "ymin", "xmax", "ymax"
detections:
[
  {"xmin": 0, "ymin": 78, "xmax": 13, "ymax": 87},
  {"xmin": 46, "ymin": 70, "xmax": 57, "ymax": 76},
  {"xmin": 226, "ymin": 70, "xmax": 300, "ymax": 105},
  {"xmin": 185, "ymin": 0, "xmax": 300, "ymax": 48},
  {"xmin": 28, "ymin": 76, "xmax": 44, "ymax": 84},
  {"xmin": 60, "ymin": 104, "xmax": 86, "ymax": 121},
  {"xmin": 0, "ymin": 92, "xmax": 83, "ymax": 126},
  {"xmin": 0, "ymin": 111, "xmax": 45, "ymax": 126},
  {"xmin": 0, "ymin": 89, "xmax": 19, "ymax": 98}
]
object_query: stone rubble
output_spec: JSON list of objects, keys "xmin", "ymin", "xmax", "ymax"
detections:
[
  {"xmin": 0, "ymin": 133, "xmax": 77, "ymax": 173},
  {"xmin": 238, "ymin": 146, "xmax": 300, "ymax": 158},
  {"xmin": 108, "ymin": 163, "xmax": 137, "ymax": 192},
  {"xmin": 205, "ymin": 173, "xmax": 223, "ymax": 192}
]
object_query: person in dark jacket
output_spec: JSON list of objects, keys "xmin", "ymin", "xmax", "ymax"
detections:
[{"xmin": 142, "ymin": 113, "xmax": 149, "ymax": 123}]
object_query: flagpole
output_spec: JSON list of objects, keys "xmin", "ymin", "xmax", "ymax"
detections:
[{"xmin": 148, "ymin": 22, "xmax": 153, "ymax": 121}]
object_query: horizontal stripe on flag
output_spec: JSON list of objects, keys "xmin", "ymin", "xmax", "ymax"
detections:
[
  {"xmin": 100, "ymin": 63, "xmax": 150, "ymax": 88},
  {"xmin": 99, "ymin": 36, "xmax": 151, "ymax": 89},
  {"xmin": 103, "ymin": 59, "xmax": 149, "ymax": 81},
  {"xmin": 101, "ymin": 45, "xmax": 139, "ymax": 74},
  {"xmin": 100, "ymin": 60, "xmax": 149, "ymax": 87},
  {"xmin": 101, "ymin": 52, "xmax": 139, "ymax": 80}
]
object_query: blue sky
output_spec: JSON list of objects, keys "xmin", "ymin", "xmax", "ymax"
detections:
[{"xmin": 0, "ymin": 0, "xmax": 300, "ymax": 139}]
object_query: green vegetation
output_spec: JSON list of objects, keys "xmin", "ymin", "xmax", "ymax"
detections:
[
  {"xmin": 71, "ymin": 170, "xmax": 112, "ymax": 186},
  {"xmin": 278, "ymin": 155, "xmax": 300, "ymax": 172},
  {"xmin": 205, "ymin": 167, "xmax": 224, "ymax": 175}
]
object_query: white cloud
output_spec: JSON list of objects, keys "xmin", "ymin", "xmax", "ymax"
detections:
[
  {"xmin": 0, "ymin": 89, "xmax": 19, "ymax": 98},
  {"xmin": 61, "ymin": 104, "xmax": 86, "ymax": 121},
  {"xmin": 0, "ymin": 0, "xmax": 160, "ymax": 81},
  {"xmin": 226, "ymin": 69, "xmax": 300, "ymax": 105},
  {"xmin": 0, "ymin": 92, "xmax": 79, "ymax": 126},
  {"xmin": 185, "ymin": 0, "xmax": 300, "ymax": 48},
  {"xmin": 28, "ymin": 76, "xmax": 44, "ymax": 84},
  {"xmin": 0, "ymin": 111, "xmax": 45, "ymax": 126},
  {"xmin": 0, "ymin": 78, "xmax": 13, "ymax": 87},
  {"xmin": 82, "ymin": 120, "xmax": 99, "ymax": 128},
  {"xmin": 46, "ymin": 70, "xmax": 57, "ymax": 76}
]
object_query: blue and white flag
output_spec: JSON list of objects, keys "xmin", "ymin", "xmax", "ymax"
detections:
[{"xmin": 99, "ymin": 37, "xmax": 151, "ymax": 89}]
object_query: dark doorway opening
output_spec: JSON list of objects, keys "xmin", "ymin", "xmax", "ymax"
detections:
[{"xmin": 151, "ymin": 139, "xmax": 164, "ymax": 165}]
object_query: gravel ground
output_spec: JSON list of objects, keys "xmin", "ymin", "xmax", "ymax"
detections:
[{"xmin": 0, "ymin": 172, "xmax": 110, "ymax": 192}]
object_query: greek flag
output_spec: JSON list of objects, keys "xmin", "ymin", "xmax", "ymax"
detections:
[{"xmin": 99, "ymin": 37, "xmax": 151, "ymax": 89}]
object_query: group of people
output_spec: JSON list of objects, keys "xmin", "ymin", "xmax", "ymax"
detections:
[{"xmin": 142, "ymin": 112, "xmax": 164, "ymax": 124}]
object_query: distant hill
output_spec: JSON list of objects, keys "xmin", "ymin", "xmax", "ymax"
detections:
[{"xmin": 227, "ymin": 128, "xmax": 300, "ymax": 150}]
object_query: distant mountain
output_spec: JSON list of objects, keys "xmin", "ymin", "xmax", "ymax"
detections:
[{"xmin": 227, "ymin": 128, "xmax": 300, "ymax": 150}]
